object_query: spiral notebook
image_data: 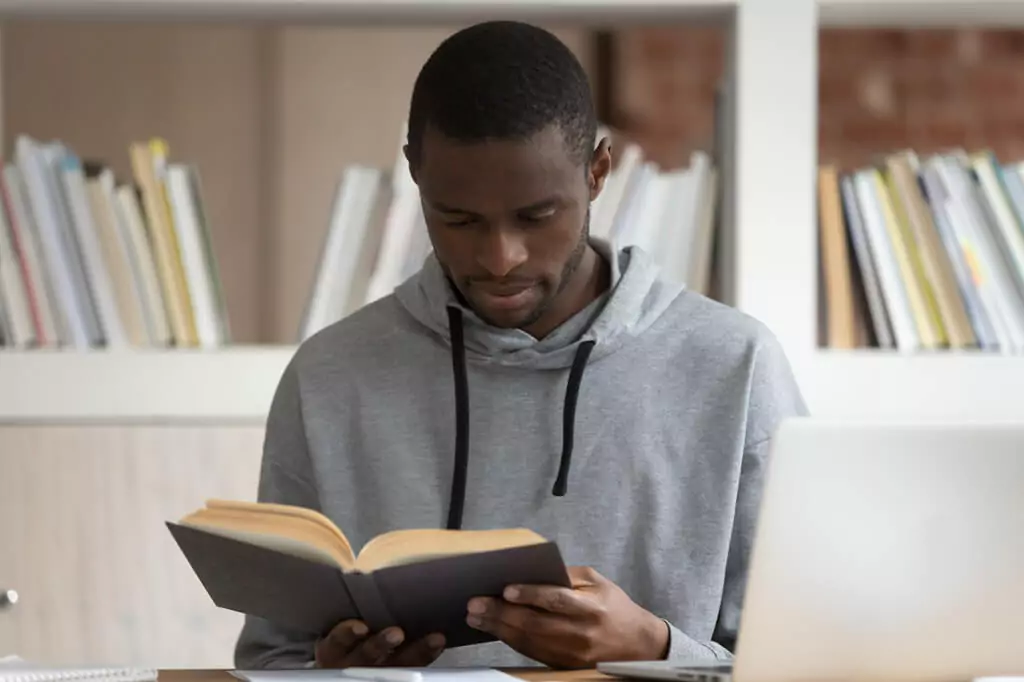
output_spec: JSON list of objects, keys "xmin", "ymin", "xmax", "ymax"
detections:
[{"xmin": 0, "ymin": 656, "xmax": 157, "ymax": 682}]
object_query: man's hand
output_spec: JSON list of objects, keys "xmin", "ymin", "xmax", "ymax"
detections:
[
  {"xmin": 315, "ymin": 620, "xmax": 446, "ymax": 668},
  {"xmin": 465, "ymin": 566, "xmax": 669, "ymax": 669}
]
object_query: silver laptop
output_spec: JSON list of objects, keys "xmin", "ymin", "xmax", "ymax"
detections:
[{"xmin": 600, "ymin": 419, "xmax": 1024, "ymax": 682}]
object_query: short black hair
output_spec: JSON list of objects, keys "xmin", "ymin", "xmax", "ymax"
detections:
[{"xmin": 406, "ymin": 20, "xmax": 597, "ymax": 169}]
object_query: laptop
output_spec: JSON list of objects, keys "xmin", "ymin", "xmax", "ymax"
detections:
[{"xmin": 599, "ymin": 419, "xmax": 1024, "ymax": 682}]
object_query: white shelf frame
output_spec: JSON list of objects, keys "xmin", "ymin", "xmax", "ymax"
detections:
[
  {"xmin": 0, "ymin": 348, "xmax": 294, "ymax": 423},
  {"xmin": 1, "ymin": 0, "xmax": 1022, "ymax": 424},
  {"xmin": 750, "ymin": 0, "xmax": 1024, "ymax": 423},
  {"xmin": 732, "ymin": 0, "xmax": 817, "ymax": 361},
  {"xmin": 819, "ymin": 0, "xmax": 1024, "ymax": 27},
  {"xmin": 0, "ymin": 0, "xmax": 733, "ymax": 23},
  {"xmin": 796, "ymin": 351, "xmax": 1024, "ymax": 422}
]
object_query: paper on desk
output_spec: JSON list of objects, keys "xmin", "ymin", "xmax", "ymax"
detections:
[
  {"xmin": 233, "ymin": 668, "xmax": 520, "ymax": 682},
  {"xmin": 0, "ymin": 658, "xmax": 156, "ymax": 682}
]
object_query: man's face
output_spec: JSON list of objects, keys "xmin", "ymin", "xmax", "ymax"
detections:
[{"xmin": 408, "ymin": 124, "xmax": 610, "ymax": 331}]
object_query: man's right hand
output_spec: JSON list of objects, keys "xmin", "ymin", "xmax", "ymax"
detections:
[{"xmin": 314, "ymin": 620, "xmax": 446, "ymax": 668}]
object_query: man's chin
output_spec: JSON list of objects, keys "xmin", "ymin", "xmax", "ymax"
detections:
[
  {"xmin": 472, "ymin": 307, "xmax": 534, "ymax": 330},
  {"xmin": 467, "ymin": 300, "xmax": 546, "ymax": 331},
  {"xmin": 463, "ymin": 288, "xmax": 543, "ymax": 328}
]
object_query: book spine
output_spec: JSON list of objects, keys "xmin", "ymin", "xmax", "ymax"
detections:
[{"xmin": 343, "ymin": 572, "xmax": 397, "ymax": 634}]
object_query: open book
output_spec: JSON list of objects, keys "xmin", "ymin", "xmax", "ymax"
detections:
[{"xmin": 167, "ymin": 500, "xmax": 569, "ymax": 648}]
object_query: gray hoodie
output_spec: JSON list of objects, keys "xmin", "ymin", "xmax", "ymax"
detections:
[{"xmin": 234, "ymin": 240, "xmax": 808, "ymax": 669}]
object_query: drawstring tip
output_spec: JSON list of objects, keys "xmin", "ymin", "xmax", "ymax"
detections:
[{"xmin": 552, "ymin": 477, "xmax": 568, "ymax": 497}]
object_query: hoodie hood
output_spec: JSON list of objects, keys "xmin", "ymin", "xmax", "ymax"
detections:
[
  {"xmin": 394, "ymin": 238, "xmax": 684, "ymax": 370},
  {"xmin": 393, "ymin": 238, "xmax": 687, "ymax": 528}
]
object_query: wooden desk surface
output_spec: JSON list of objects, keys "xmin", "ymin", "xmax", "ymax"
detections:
[{"xmin": 159, "ymin": 670, "xmax": 608, "ymax": 682}]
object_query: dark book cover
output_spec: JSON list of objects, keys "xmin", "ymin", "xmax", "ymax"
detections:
[{"xmin": 166, "ymin": 522, "xmax": 570, "ymax": 647}]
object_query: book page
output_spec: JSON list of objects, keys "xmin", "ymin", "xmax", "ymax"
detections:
[
  {"xmin": 181, "ymin": 500, "xmax": 355, "ymax": 570},
  {"xmin": 182, "ymin": 524, "xmax": 343, "ymax": 568},
  {"xmin": 355, "ymin": 527, "xmax": 547, "ymax": 572}
]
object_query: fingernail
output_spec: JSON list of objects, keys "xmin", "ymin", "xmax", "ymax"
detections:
[
  {"xmin": 427, "ymin": 633, "xmax": 445, "ymax": 649},
  {"xmin": 386, "ymin": 628, "xmax": 404, "ymax": 645},
  {"xmin": 466, "ymin": 615, "xmax": 482, "ymax": 629},
  {"xmin": 504, "ymin": 587, "xmax": 520, "ymax": 601},
  {"xmin": 467, "ymin": 599, "xmax": 486, "ymax": 615},
  {"xmin": 352, "ymin": 622, "xmax": 368, "ymax": 636}
]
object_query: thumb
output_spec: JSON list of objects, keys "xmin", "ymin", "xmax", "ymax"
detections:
[{"xmin": 567, "ymin": 566, "xmax": 603, "ymax": 589}]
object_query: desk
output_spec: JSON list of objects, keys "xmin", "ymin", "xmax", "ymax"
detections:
[{"xmin": 159, "ymin": 670, "xmax": 607, "ymax": 682}]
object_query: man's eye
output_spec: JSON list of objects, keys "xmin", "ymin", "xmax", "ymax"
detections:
[
  {"xmin": 444, "ymin": 217, "xmax": 475, "ymax": 227},
  {"xmin": 521, "ymin": 210, "xmax": 555, "ymax": 224}
]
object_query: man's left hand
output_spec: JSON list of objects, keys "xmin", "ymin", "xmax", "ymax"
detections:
[{"xmin": 466, "ymin": 566, "xmax": 669, "ymax": 669}]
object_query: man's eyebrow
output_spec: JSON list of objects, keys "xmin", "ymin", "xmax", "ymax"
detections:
[
  {"xmin": 426, "ymin": 199, "xmax": 475, "ymax": 215},
  {"xmin": 426, "ymin": 196, "xmax": 563, "ymax": 215}
]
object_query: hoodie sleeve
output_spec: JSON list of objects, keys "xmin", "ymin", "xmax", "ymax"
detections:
[
  {"xmin": 234, "ymin": 359, "xmax": 323, "ymax": 669},
  {"xmin": 663, "ymin": 326, "xmax": 808, "ymax": 662}
]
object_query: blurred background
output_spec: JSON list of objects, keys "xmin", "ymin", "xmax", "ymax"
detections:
[
  {"xmin": 1, "ymin": 1, "xmax": 1022, "ymax": 672},
  {"xmin": 0, "ymin": 20, "xmax": 724, "ymax": 345}
]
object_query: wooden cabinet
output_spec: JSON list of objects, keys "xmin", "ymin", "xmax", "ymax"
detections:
[{"xmin": 0, "ymin": 426, "xmax": 263, "ymax": 668}]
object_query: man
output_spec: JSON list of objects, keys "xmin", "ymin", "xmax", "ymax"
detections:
[{"xmin": 235, "ymin": 19, "xmax": 807, "ymax": 671}]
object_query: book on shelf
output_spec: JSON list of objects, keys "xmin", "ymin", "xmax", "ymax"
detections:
[
  {"xmin": 0, "ymin": 135, "xmax": 230, "ymax": 351},
  {"xmin": 166, "ymin": 499, "xmax": 569, "ymax": 648},
  {"xmin": 1, "ymin": 118, "xmax": 725, "ymax": 351},
  {"xmin": 298, "ymin": 122, "xmax": 722, "ymax": 342},
  {"xmin": 818, "ymin": 148, "xmax": 1024, "ymax": 355}
]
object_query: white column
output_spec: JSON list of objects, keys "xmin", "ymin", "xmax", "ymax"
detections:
[{"xmin": 732, "ymin": 0, "xmax": 818, "ymax": 364}]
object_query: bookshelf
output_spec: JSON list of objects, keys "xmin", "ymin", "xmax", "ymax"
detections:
[
  {"xmin": 0, "ymin": 0, "xmax": 754, "ymax": 423},
  {"xmin": 1, "ymin": 0, "xmax": 1022, "ymax": 423},
  {"xmin": 804, "ymin": 0, "xmax": 1024, "ymax": 422}
]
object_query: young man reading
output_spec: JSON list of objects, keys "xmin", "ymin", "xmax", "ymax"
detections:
[{"xmin": 235, "ymin": 20, "xmax": 807, "ymax": 671}]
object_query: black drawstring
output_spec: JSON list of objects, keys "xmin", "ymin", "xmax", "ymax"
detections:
[
  {"xmin": 552, "ymin": 339, "xmax": 595, "ymax": 496},
  {"xmin": 444, "ymin": 305, "xmax": 595, "ymax": 529},
  {"xmin": 446, "ymin": 306, "xmax": 470, "ymax": 530}
]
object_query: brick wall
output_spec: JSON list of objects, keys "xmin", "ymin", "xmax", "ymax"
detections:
[
  {"xmin": 609, "ymin": 27, "xmax": 1024, "ymax": 171},
  {"xmin": 608, "ymin": 27, "xmax": 723, "ymax": 169}
]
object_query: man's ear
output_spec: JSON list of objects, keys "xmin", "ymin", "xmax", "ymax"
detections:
[
  {"xmin": 403, "ymin": 143, "xmax": 419, "ymax": 184},
  {"xmin": 588, "ymin": 136, "xmax": 612, "ymax": 202}
]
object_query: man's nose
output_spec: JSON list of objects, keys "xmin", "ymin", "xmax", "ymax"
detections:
[{"xmin": 475, "ymin": 227, "xmax": 528, "ymax": 277}]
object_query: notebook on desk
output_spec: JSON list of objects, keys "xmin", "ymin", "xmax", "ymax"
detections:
[
  {"xmin": 0, "ymin": 663, "xmax": 155, "ymax": 682},
  {"xmin": 232, "ymin": 669, "xmax": 519, "ymax": 682},
  {"xmin": 0, "ymin": 655, "xmax": 155, "ymax": 682}
]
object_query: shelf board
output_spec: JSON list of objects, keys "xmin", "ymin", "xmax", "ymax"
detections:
[
  {"xmin": 0, "ymin": 347, "xmax": 295, "ymax": 423},
  {"xmin": 820, "ymin": 0, "xmax": 1024, "ymax": 27},
  {"xmin": 796, "ymin": 350, "xmax": 1024, "ymax": 421},
  {"xmin": 3, "ymin": 346, "xmax": 1021, "ymax": 424},
  {"xmin": 0, "ymin": 0, "xmax": 734, "ymax": 23}
]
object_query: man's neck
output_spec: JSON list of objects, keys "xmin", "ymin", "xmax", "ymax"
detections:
[{"xmin": 523, "ymin": 244, "xmax": 610, "ymax": 339}]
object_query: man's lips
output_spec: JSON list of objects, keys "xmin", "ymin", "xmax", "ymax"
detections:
[
  {"xmin": 479, "ymin": 286, "xmax": 532, "ymax": 296},
  {"xmin": 469, "ymin": 279, "xmax": 538, "ymax": 295},
  {"xmin": 471, "ymin": 283, "xmax": 538, "ymax": 309}
]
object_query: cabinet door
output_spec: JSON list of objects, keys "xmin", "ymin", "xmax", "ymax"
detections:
[{"xmin": 0, "ymin": 426, "xmax": 263, "ymax": 668}]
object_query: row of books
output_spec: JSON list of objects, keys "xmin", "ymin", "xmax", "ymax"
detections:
[
  {"xmin": 299, "ymin": 127, "xmax": 720, "ymax": 340},
  {"xmin": 818, "ymin": 148, "xmax": 1024, "ymax": 353},
  {"xmin": 1, "ymin": 126, "xmax": 721, "ymax": 350},
  {"xmin": 0, "ymin": 136, "xmax": 229, "ymax": 350}
]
